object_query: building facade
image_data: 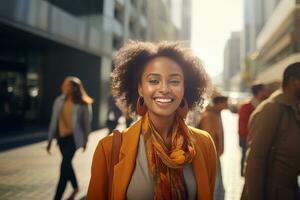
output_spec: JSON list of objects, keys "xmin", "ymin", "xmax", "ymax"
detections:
[
  {"xmin": 164, "ymin": 0, "xmax": 191, "ymax": 46},
  {"xmin": 0, "ymin": 0, "xmax": 177, "ymax": 133},
  {"xmin": 223, "ymin": 32, "xmax": 241, "ymax": 91},
  {"xmin": 242, "ymin": 0, "xmax": 300, "ymax": 89},
  {"xmin": 147, "ymin": 0, "xmax": 177, "ymax": 41}
]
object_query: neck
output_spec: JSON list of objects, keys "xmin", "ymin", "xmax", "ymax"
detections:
[
  {"xmin": 254, "ymin": 95, "xmax": 263, "ymax": 102},
  {"xmin": 283, "ymin": 87, "xmax": 299, "ymax": 106},
  {"xmin": 65, "ymin": 95, "xmax": 73, "ymax": 102},
  {"xmin": 148, "ymin": 112, "xmax": 175, "ymax": 141},
  {"xmin": 210, "ymin": 105, "xmax": 221, "ymax": 113}
]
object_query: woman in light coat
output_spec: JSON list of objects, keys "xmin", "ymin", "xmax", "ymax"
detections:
[{"xmin": 47, "ymin": 76, "xmax": 93, "ymax": 200}]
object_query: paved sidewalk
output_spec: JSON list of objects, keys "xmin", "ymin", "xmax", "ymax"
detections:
[
  {"xmin": 220, "ymin": 110, "xmax": 244, "ymax": 200},
  {"xmin": 0, "ymin": 128, "xmax": 109, "ymax": 200}
]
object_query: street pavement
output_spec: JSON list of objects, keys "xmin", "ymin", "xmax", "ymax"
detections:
[
  {"xmin": 220, "ymin": 110, "xmax": 244, "ymax": 200},
  {"xmin": 0, "ymin": 128, "xmax": 110, "ymax": 200},
  {"xmin": 0, "ymin": 111, "xmax": 244, "ymax": 200}
]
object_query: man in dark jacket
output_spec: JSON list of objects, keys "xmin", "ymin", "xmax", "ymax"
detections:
[{"xmin": 242, "ymin": 62, "xmax": 300, "ymax": 200}]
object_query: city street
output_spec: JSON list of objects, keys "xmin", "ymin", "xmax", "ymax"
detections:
[
  {"xmin": 0, "ymin": 0, "xmax": 297, "ymax": 199},
  {"xmin": 0, "ymin": 111, "xmax": 244, "ymax": 200}
]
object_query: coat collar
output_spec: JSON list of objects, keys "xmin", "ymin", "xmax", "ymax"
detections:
[
  {"xmin": 112, "ymin": 119, "xmax": 212, "ymax": 200},
  {"xmin": 273, "ymin": 89, "xmax": 298, "ymax": 107}
]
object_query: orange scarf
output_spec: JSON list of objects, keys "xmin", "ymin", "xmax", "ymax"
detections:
[{"xmin": 141, "ymin": 113, "xmax": 196, "ymax": 200}]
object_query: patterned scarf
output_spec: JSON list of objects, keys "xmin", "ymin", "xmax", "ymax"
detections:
[{"xmin": 141, "ymin": 113, "xmax": 196, "ymax": 200}]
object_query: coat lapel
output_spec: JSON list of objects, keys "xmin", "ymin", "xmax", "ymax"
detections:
[{"xmin": 112, "ymin": 119, "xmax": 142, "ymax": 200}]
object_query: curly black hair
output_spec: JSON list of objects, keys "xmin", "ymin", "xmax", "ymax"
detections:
[{"xmin": 111, "ymin": 40, "xmax": 211, "ymax": 116}]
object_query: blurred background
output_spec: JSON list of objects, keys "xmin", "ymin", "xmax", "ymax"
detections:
[
  {"xmin": 1, "ymin": 0, "xmax": 299, "ymax": 133},
  {"xmin": 0, "ymin": 0, "xmax": 299, "ymax": 199}
]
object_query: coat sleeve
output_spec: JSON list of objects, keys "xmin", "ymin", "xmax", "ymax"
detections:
[
  {"xmin": 192, "ymin": 128, "xmax": 217, "ymax": 200},
  {"xmin": 48, "ymin": 97, "xmax": 60, "ymax": 142},
  {"xmin": 83, "ymin": 104, "xmax": 93, "ymax": 143},
  {"xmin": 206, "ymin": 134, "xmax": 217, "ymax": 198},
  {"xmin": 201, "ymin": 113, "xmax": 222, "ymax": 156},
  {"xmin": 87, "ymin": 139, "xmax": 110, "ymax": 200},
  {"xmin": 244, "ymin": 102, "xmax": 281, "ymax": 200}
]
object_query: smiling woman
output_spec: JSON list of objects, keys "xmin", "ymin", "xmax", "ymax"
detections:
[
  {"xmin": 138, "ymin": 57, "xmax": 185, "ymax": 121},
  {"xmin": 87, "ymin": 41, "xmax": 217, "ymax": 200}
]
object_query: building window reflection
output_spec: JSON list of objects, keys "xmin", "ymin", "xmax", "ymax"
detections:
[{"xmin": 0, "ymin": 61, "xmax": 41, "ymax": 131}]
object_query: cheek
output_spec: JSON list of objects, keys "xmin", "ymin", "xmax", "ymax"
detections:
[
  {"xmin": 140, "ymin": 84, "xmax": 155, "ymax": 97},
  {"xmin": 174, "ymin": 85, "xmax": 184, "ymax": 98}
]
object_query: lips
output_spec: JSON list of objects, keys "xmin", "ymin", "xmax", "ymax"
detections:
[{"xmin": 154, "ymin": 97, "xmax": 174, "ymax": 103}]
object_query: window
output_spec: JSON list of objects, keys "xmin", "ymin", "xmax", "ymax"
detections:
[{"xmin": 114, "ymin": 2, "xmax": 124, "ymax": 24}]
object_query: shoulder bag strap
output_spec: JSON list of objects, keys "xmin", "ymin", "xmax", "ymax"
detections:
[{"xmin": 108, "ymin": 130, "xmax": 122, "ymax": 200}]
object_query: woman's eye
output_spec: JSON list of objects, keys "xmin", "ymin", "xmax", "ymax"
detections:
[
  {"xmin": 149, "ymin": 79, "xmax": 159, "ymax": 84},
  {"xmin": 170, "ymin": 80, "xmax": 181, "ymax": 85}
]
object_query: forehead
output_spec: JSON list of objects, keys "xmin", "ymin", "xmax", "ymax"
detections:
[
  {"xmin": 63, "ymin": 79, "xmax": 71, "ymax": 85},
  {"xmin": 142, "ymin": 56, "xmax": 183, "ymax": 77}
]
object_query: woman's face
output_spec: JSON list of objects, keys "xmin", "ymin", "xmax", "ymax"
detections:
[
  {"xmin": 61, "ymin": 79, "xmax": 72, "ymax": 96},
  {"xmin": 138, "ymin": 56, "xmax": 184, "ymax": 118}
]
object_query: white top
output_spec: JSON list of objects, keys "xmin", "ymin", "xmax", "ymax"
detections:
[{"xmin": 127, "ymin": 134, "xmax": 197, "ymax": 200}]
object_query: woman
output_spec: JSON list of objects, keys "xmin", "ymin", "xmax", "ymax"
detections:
[
  {"xmin": 87, "ymin": 41, "xmax": 217, "ymax": 200},
  {"xmin": 198, "ymin": 95, "xmax": 228, "ymax": 200},
  {"xmin": 47, "ymin": 76, "xmax": 93, "ymax": 200}
]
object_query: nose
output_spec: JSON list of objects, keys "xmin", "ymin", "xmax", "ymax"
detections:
[{"xmin": 159, "ymin": 81, "xmax": 170, "ymax": 94}]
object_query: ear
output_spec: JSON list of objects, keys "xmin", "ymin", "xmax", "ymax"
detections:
[
  {"xmin": 138, "ymin": 84, "xmax": 143, "ymax": 97},
  {"xmin": 290, "ymin": 77, "xmax": 297, "ymax": 88}
]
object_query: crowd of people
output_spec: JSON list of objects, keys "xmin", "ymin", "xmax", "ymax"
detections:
[{"xmin": 46, "ymin": 41, "xmax": 300, "ymax": 200}]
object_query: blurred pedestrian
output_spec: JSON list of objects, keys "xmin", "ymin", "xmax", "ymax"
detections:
[
  {"xmin": 47, "ymin": 76, "xmax": 93, "ymax": 200},
  {"xmin": 87, "ymin": 41, "xmax": 217, "ymax": 200},
  {"xmin": 238, "ymin": 83, "xmax": 269, "ymax": 176},
  {"xmin": 125, "ymin": 114, "xmax": 134, "ymax": 127},
  {"xmin": 106, "ymin": 95, "xmax": 122, "ymax": 134},
  {"xmin": 242, "ymin": 62, "xmax": 300, "ymax": 200},
  {"xmin": 198, "ymin": 95, "xmax": 228, "ymax": 200}
]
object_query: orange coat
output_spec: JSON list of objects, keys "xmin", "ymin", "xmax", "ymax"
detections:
[
  {"xmin": 87, "ymin": 119, "xmax": 217, "ymax": 200},
  {"xmin": 199, "ymin": 107, "xmax": 224, "ymax": 156}
]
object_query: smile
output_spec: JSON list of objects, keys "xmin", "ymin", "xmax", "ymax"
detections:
[{"xmin": 154, "ymin": 98, "xmax": 173, "ymax": 103}]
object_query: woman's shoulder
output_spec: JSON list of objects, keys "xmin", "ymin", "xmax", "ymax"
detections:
[
  {"xmin": 52, "ymin": 95, "xmax": 64, "ymax": 108},
  {"xmin": 97, "ymin": 134, "xmax": 114, "ymax": 152},
  {"xmin": 188, "ymin": 126, "xmax": 215, "ymax": 148},
  {"xmin": 188, "ymin": 126, "xmax": 217, "ymax": 163},
  {"xmin": 189, "ymin": 126, "xmax": 211, "ymax": 138},
  {"xmin": 56, "ymin": 94, "xmax": 65, "ymax": 100},
  {"xmin": 96, "ymin": 120, "xmax": 141, "ymax": 155}
]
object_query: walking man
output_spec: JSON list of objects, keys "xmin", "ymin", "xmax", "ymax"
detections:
[
  {"xmin": 238, "ymin": 83, "xmax": 268, "ymax": 176},
  {"xmin": 242, "ymin": 62, "xmax": 300, "ymax": 200}
]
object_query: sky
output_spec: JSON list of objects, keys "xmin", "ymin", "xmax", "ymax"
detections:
[{"xmin": 191, "ymin": 0, "xmax": 244, "ymax": 78}]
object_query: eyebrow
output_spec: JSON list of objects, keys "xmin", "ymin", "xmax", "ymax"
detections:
[{"xmin": 146, "ymin": 73, "xmax": 183, "ymax": 78}]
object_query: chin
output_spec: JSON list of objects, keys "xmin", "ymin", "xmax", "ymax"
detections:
[{"xmin": 151, "ymin": 110, "xmax": 176, "ymax": 118}]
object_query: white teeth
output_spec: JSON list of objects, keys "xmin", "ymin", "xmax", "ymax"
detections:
[{"xmin": 155, "ymin": 98, "xmax": 172, "ymax": 103}]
